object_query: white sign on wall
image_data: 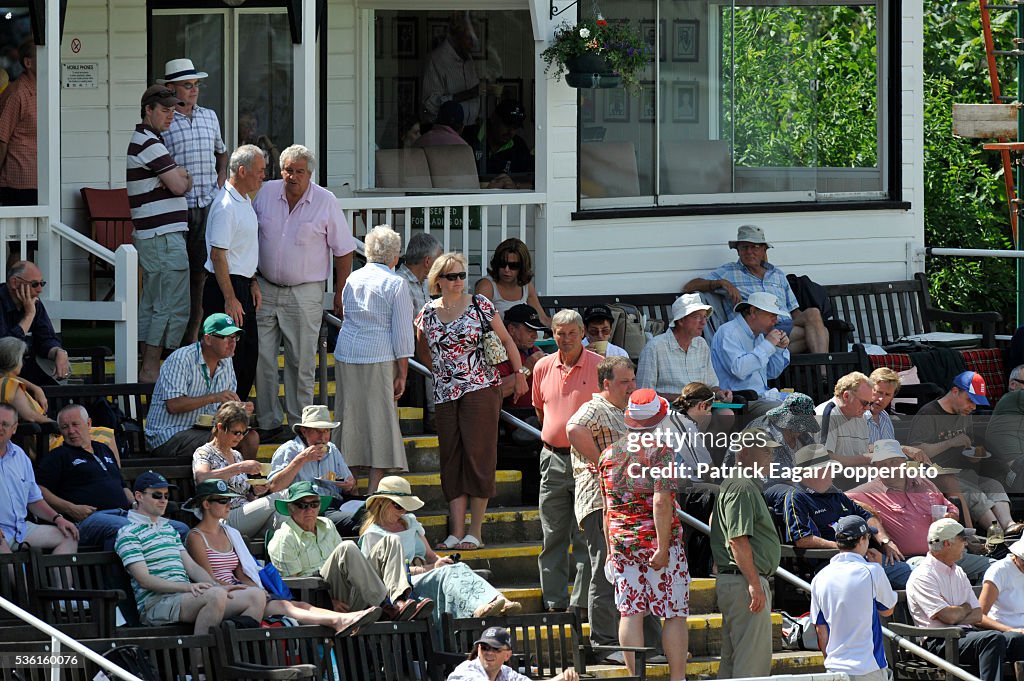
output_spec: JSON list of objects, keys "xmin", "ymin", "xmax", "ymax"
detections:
[{"xmin": 61, "ymin": 62, "xmax": 98, "ymax": 89}]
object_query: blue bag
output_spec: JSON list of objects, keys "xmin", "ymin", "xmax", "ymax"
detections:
[{"xmin": 259, "ymin": 562, "xmax": 294, "ymax": 600}]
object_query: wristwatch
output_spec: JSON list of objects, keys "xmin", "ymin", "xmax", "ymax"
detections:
[
  {"xmin": 879, "ymin": 537, "xmax": 890, "ymax": 545},
  {"xmin": 517, "ymin": 367, "xmax": 531, "ymax": 377}
]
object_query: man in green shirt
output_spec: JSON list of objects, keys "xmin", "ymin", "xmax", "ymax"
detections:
[{"xmin": 711, "ymin": 427, "xmax": 783, "ymax": 678}]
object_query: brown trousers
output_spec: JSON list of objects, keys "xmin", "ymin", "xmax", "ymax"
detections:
[{"xmin": 435, "ymin": 384, "xmax": 501, "ymax": 501}]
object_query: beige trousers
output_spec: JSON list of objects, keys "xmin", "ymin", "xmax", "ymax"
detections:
[{"xmin": 319, "ymin": 535, "xmax": 412, "ymax": 608}]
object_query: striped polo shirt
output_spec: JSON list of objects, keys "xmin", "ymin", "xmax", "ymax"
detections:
[
  {"xmin": 126, "ymin": 123, "xmax": 187, "ymax": 238},
  {"xmin": 115, "ymin": 511, "xmax": 189, "ymax": 614}
]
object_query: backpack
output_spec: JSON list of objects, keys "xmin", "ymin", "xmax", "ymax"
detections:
[
  {"xmin": 94, "ymin": 644, "xmax": 161, "ymax": 681},
  {"xmin": 780, "ymin": 612, "xmax": 819, "ymax": 651},
  {"xmin": 607, "ymin": 303, "xmax": 649, "ymax": 358}
]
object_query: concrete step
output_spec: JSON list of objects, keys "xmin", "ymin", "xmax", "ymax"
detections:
[
  {"xmin": 589, "ymin": 650, "xmax": 826, "ymax": 679},
  {"xmin": 436, "ymin": 542, "xmax": 544, "ymax": 584},
  {"xmin": 497, "ymin": 579, "xmax": 718, "ymax": 616},
  {"xmin": 420, "ymin": 507, "xmax": 541, "ymax": 546}
]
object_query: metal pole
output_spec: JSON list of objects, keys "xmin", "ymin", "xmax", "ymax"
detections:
[{"xmin": 927, "ymin": 247, "xmax": 1024, "ymax": 258}]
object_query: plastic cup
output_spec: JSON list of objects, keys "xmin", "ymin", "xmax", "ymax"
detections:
[
  {"xmin": 589, "ymin": 340, "xmax": 609, "ymax": 355},
  {"xmin": 931, "ymin": 504, "xmax": 947, "ymax": 521}
]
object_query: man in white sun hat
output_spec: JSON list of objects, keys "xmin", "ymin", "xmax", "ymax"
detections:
[
  {"xmin": 683, "ymin": 224, "xmax": 830, "ymax": 353},
  {"xmin": 158, "ymin": 57, "xmax": 229, "ymax": 346},
  {"xmin": 710, "ymin": 291, "xmax": 790, "ymax": 417}
]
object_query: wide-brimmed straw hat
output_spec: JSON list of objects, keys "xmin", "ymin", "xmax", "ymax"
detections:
[
  {"xmin": 274, "ymin": 480, "xmax": 331, "ymax": 516},
  {"xmin": 292, "ymin": 405, "xmax": 340, "ymax": 434},
  {"xmin": 624, "ymin": 389, "xmax": 670, "ymax": 430},
  {"xmin": 156, "ymin": 58, "xmax": 209, "ymax": 84},
  {"xmin": 367, "ymin": 476, "xmax": 424, "ymax": 512},
  {"xmin": 765, "ymin": 393, "xmax": 820, "ymax": 433}
]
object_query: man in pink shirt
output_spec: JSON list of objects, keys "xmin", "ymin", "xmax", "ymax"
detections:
[
  {"xmin": 532, "ymin": 309, "xmax": 600, "ymax": 614},
  {"xmin": 906, "ymin": 519, "xmax": 1024, "ymax": 678},
  {"xmin": 252, "ymin": 144, "xmax": 356, "ymax": 438},
  {"xmin": 413, "ymin": 101, "xmax": 468, "ymax": 149}
]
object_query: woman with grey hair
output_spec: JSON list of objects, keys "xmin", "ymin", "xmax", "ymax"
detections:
[
  {"xmin": 0, "ymin": 335, "xmax": 51, "ymax": 425},
  {"xmin": 334, "ymin": 225, "xmax": 414, "ymax": 494},
  {"xmin": 415, "ymin": 252, "xmax": 526, "ymax": 550}
]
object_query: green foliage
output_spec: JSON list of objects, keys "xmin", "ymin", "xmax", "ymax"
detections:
[
  {"xmin": 922, "ymin": 3, "xmax": 1018, "ymax": 325},
  {"xmin": 541, "ymin": 17, "xmax": 649, "ymax": 92}
]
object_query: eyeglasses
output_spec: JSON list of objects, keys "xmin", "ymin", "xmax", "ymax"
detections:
[
  {"xmin": 175, "ymin": 82, "xmax": 201, "ymax": 90},
  {"xmin": 857, "ymin": 398, "xmax": 873, "ymax": 408},
  {"xmin": 290, "ymin": 500, "xmax": 321, "ymax": 510},
  {"xmin": 146, "ymin": 492, "xmax": 169, "ymax": 500},
  {"xmin": 224, "ymin": 427, "xmax": 250, "ymax": 437},
  {"xmin": 498, "ymin": 260, "xmax": 522, "ymax": 270},
  {"xmin": 207, "ymin": 498, "xmax": 232, "ymax": 505},
  {"xmin": 480, "ymin": 644, "xmax": 508, "ymax": 653},
  {"xmin": 440, "ymin": 272, "xmax": 467, "ymax": 281},
  {"xmin": 390, "ymin": 500, "xmax": 405, "ymax": 511},
  {"xmin": 14, "ymin": 276, "xmax": 46, "ymax": 289},
  {"xmin": 0, "ymin": 420, "xmax": 16, "ymax": 430}
]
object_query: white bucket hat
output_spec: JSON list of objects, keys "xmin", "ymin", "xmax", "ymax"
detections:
[
  {"xmin": 671, "ymin": 293, "xmax": 713, "ymax": 324},
  {"xmin": 292, "ymin": 404, "xmax": 340, "ymax": 433},
  {"xmin": 728, "ymin": 224, "xmax": 771, "ymax": 249},
  {"xmin": 870, "ymin": 439, "xmax": 907, "ymax": 463},
  {"xmin": 733, "ymin": 292, "xmax": 786, "ymax": 317},
  {"xmin": 156, "ymin": 58, "xmax": 209, "ymax": 84}
]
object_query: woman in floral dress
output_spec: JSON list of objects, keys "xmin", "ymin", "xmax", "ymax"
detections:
[
  {"xmin": 599, "ymin": 388, "xmax": 689, "ymax": 681},
  {"xmin": 414, "ymin": 252, "xmax": 526, "ymax": 551}
]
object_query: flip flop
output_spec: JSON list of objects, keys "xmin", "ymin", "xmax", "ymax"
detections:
[
  {"xmin": 435, "ymin": 534, "xmax": 461, "ymax": 550},
  {"xmin": 455, "ymin": 534, "xmax": 484, "ymax": 550},
  {"xmin": 335, "ymin": 606, "xmax": 383, "ymax": 638}
]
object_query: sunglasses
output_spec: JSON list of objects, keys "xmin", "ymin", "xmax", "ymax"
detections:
[
  {"xmin": 175, "ymin": 82, "xmax": 201, "ymax": 90},
  {"xmin": 290, "ymin": 500, "xmax": 321, "ymax": 510},
  {"xmin": 14, "ymin": 275, "xmax": 46, "ymax": 289},
  {"xmin": 480, "ymin": 644, "xmax": 508, "ymax": 653},
  {"xmin": 440, "ymin": 272, "xmax": 467, "ymax": 281},
  {"xmin": 223, "ymin": 426, "xmax": 250, "ymax": 437},
  {"xmin": 146, "ymin": 491, "xmax": 169, "ymax": 500},
  {"xmin": 207, "ymin": 498, "xmax": 232, "ymax": 505},
  {"xmin": 497, "ymin": 260, "xmax": 522, "ymax": 270}
]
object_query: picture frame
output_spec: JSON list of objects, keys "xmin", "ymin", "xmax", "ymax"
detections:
[
  {"xmin": 427, "ymin": 19, "xmax": 448, "ymax": 50},
  {"xmin": 470, "ymin": 16, "xmax": 488, "ymax": 59},
  {"xmin": 496, "ymin": 78, "xmax": 523, "ymax": 106},
  {"xmin": 672, "ymin": 81, "xmax": 698, "ymax": 123},
  {"xmin": 640, "ymin": 19, "xmax": 666, "ymax": 63},
  {"xmin": 393, "ymin": 17, "xmax": 418, "ymax": 59},
  {"xmin": 395, "ymin": 76, "xmax": 420, "ymax": 117},
  {"xmin": 672, "ymin": 19, "xmax": 699, "ymax": 62},
  {"xmin": 603, "ymin": 88, "xmax": 629, "ymax": 123},
  {"xmin": 639, "ymin": 81, "xmax": 657, "ymax": 122}
]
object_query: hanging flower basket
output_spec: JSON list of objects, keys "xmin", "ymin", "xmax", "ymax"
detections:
[
  {"xmin": 564, "ymin": 53, "xmax": 620, "ymax": 89},
  {"xmin": 541, "ymin": 17, "xmax": 648, "ymax": 94}
]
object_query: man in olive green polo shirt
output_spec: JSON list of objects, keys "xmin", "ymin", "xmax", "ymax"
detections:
[{"xmin": 711, "ymin": 427, "xmax": 783, "ymax": 679}]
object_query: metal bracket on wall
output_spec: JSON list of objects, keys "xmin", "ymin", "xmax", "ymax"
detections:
[{"xmin": 550, "ymin": 0, "xmax": 580, "ymax": 20}]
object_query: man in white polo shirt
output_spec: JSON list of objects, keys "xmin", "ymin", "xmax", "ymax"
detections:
[
  {"xmin": 810, "ymin": 515, "xmax": 897, "ymax": 681},
  {"xmin": 202, "ymin": 144, "xmax": 266, "ymax": 400}
]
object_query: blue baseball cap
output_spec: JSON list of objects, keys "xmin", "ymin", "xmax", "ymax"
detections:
[
  {"xmin": 952, "ymin": 371, "xmax": 989, "ymax": 406},
  {"xmin": 132, "ymin": 470, "xmax": 177, "ymax": 493},
  {"xmin": 834, "ymin": 515, "xmax": 877, "ymax": 542}
]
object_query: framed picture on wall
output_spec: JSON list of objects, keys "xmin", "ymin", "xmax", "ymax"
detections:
[
  {"xmin": 639, "ymin": 81, "xmax": 657, "ymax": 122},
  {"xmin": 640, "ymin": 19, "xmax": 666, "ymax": 62},
  {"xmin": 496, "ymin": 78, "xmax": 523, "ymax": 106},
  {"xmin": 672, "ymin": 19, "xmax": 699, "ymax": 62},
  {"xmin": 395, "ymin": 77, "xmax": 420, "ymax": 117},
  {"xmin": 603, "ymin": 88, "xmax": 629, "ymax": 123},
  {"xmin": 394, "ymin": 17, "xmax": 418, "ymax": 59},
  {"xmin": 427, "ymin": 19, "xmax": 448, "ymax": 50},
  {"xmin": 672, "ymin": 81, "xmax": 698, "ymax": 123},
  {"xmin": 470, "ymin": 16, "xmax": 488, "ymax": 59}
]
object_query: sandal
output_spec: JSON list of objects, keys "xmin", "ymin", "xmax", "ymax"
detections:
[
  {"xmin": 473, "ymin": 596, "xmax": 505, "ymax": 618},
  {"xmin": 435, "ymin": 534, "xmax": 461, "ymax": 550},
  {"xmin": 455, "ymin": 534, "xmax": 484, "ymax": 550},
  {"xmin": 501, "ymin": 600, "xmax": 522, "ymax": 615},
  {"xmin": 335, "ymin": 606, "xmax": 383, "ymax": 638}
]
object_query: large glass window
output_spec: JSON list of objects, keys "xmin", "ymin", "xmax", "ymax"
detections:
[
  {"xmin": 578, "ymin": 0, "xmax": 889, "ymax": 209},
  {"xmin": 371, "ymin": 9, "xmax": 535, "ymax": 191}
]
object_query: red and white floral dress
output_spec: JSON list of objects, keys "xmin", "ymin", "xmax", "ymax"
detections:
[{"xmin": 414, "ymin": 294, "xmax": 501, "ymax": 404}]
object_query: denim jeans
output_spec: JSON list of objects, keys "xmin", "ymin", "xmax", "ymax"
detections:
[{"xmin": 78, "ymin": 509, "xmax": 189, "ymax": 550}]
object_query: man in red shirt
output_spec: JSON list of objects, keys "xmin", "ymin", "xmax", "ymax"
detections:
[{"xmin": 532, "ymin": 309, "xmax": 601, "ymax": 613}]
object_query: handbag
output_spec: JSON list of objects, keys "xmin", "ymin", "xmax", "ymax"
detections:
[{"xmin": 471, "ymin": 295, "xmax": 509, "ymax": 365}]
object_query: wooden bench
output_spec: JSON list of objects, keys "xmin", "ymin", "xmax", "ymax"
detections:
[
  {"xmin": 214, "ymin": 620, "xmax": 325, "ymax": 680},
  {"xmin": 771, "ymin": 343, "xmax": 871, "ymax": 404},
  {"xmin": 332, "ymin": 619, "xmax": 464, "ymax": 681}
]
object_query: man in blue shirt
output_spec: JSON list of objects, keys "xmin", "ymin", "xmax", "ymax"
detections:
[
  {"xmin": 683, "ymin": 224, "xmax": 829, "ymax": 353},
  {"xmin": 710, "ymin": 291, "xmax": 790, "ymax": 415}
]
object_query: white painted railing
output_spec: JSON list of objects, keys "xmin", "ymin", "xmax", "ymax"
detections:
[
  {"xmin": 341, "ymin": 192, "xmax": 544, "ymax": 279},
  {"xmin": 0, "ymin": 595, "xmax": 143, "ymax": 681}
]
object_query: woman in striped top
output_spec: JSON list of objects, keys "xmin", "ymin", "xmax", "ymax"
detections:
[{"xmin": 183, "ymin": 478, "xmax": 382, "ymax": 635}]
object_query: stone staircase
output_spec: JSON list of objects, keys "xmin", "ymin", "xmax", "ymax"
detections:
[{"xmin": 79, "ymin": 352, "xmax": 825, "ymax": 678}]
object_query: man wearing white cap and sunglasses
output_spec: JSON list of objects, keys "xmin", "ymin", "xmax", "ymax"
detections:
[
  {"xmin": 158, "ymin": 57, "xmax": 229, "ymax": 345},
  {"xmin": 710, "ymin": 291, "xmax": 790, "ymax": 417},
  {"xmin": 683, "ymin": 224, "xmax": 830, "ymax": 353}
]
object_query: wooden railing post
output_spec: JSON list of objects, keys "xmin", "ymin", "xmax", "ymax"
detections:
[{"xmin": 114, "ymin": 244, "xmax": 139, "ymax": 384}]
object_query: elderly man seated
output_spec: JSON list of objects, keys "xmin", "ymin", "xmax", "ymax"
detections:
[
  {"xmin": 683, "ymin": 224, "xmax": 829, "ymax": 353},
  {"xmin": 907, "ymin": 518, "xmax": 1024, "ymax": 679},
  {"xmin": 908, "ymin": 371, "xmax": 1014, "ymax": 533},
  {"xmin": 816, "ymin": 372, "xmax": 876, "ymax": 469},
  {"xmin": 847, "ymin": 443, "xmax": 994, "ymax": 583},
  {"xmin": 268, "ymin": 405, "xmax": 362, "ymax": 535},
  {"xmin": 146, "ymin": 313, "xmax": 260, "ymax": 459},
  {"xmin": 267, "ymin": 481, "xmax": 432, "ymax": 621},
  {"xmin": 710, "ymin": 291, "xmax": 790, "ymax": 418},
  {"xmin": 772, "ymin": 442, "xmax": 912, "ymax": 588}
]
